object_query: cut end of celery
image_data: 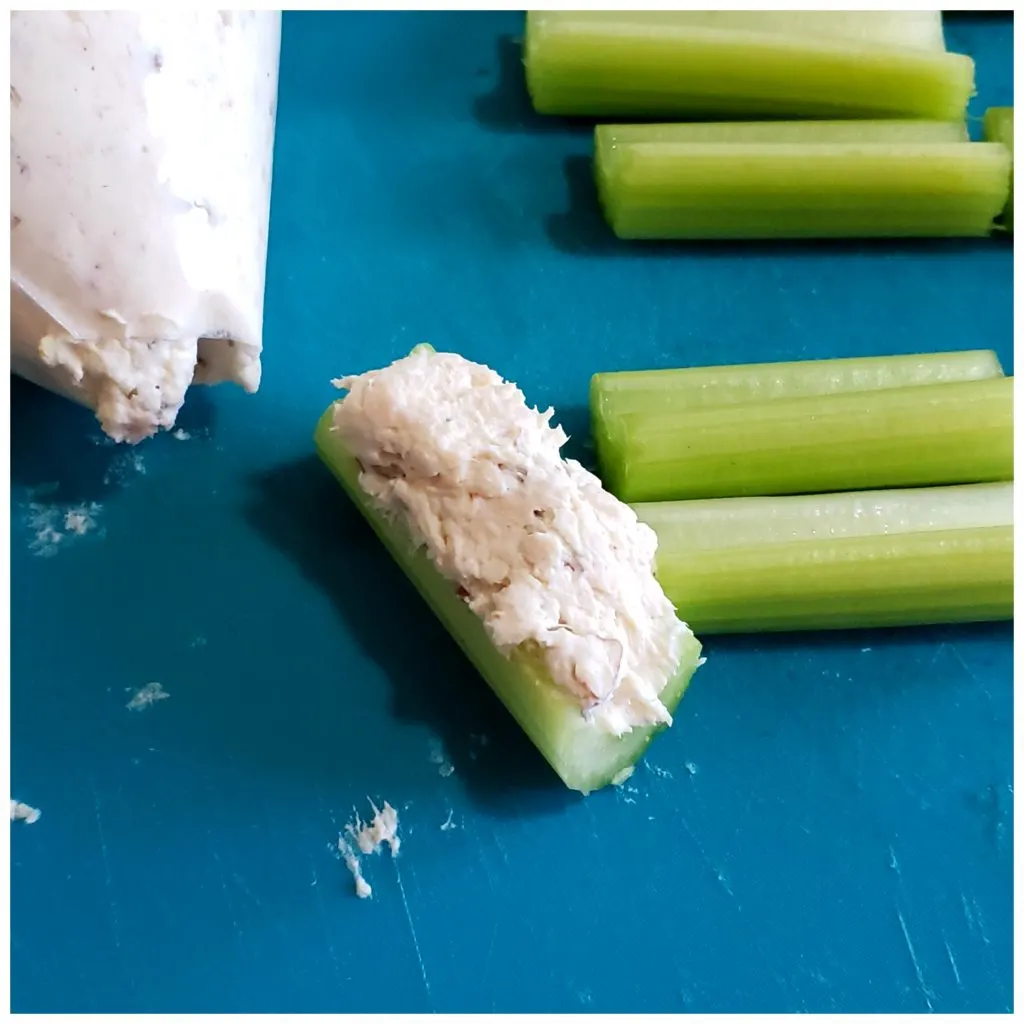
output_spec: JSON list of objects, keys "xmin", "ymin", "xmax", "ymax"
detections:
[
  {"xmin": 983, "ymin": 106, "xmax": 1014, "ymax": 233},
  {"xmin": 314, "ymin": 405, "xmax": 703, "ymax": 796}
]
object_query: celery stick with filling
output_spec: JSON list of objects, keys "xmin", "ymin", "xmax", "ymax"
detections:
[
  {"xmin": 315, "ymin": 347, "xmax": 703, "ymax": 795},
  {"xmin": 525, "ymin": 11, "xmax": 973, "ymax": 120},
  {"xmin": 636, "ymin": 483, "xmax": 1013, "ymax": 633},
  {"xmin": 594, "ymin": 123, "xmax": 1010, "ymax": 241},
  {"xmin": 983, "ymin": 106, "xmax": 1014, "ymax": 232},
  {"xmin": 599, "ymin": 375, "xmax": 1013, "ymax": 502}
]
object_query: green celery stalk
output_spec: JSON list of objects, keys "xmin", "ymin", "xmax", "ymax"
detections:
[
  {"xmin": 591, "ymin": 349, "xmax": 1003, "ymax": 426},
  {"xmin": 635, "ymin": 483, "xmax": 1013, "ymax": 633},
  {"xmin": 594, "ymin": 125, "xmax": 1011, "ymax": 240},
  {"xmin": 525, "ymin": 11, "xmax": 974, "ymax": 120},
  {"xmin": 314, "ymin": 407, "xmax": 703, "ymax": 796},
  {"xmin": 529, "ymin": 12, "xmax": 951, "ymax": 52},
  {"xmin": 599, "ymin": 376, "xmax": 1013, "ymax": 502},
  {"xmin": 983, "ymin": 106, "xmax": 1014, "ymax": 232},
  {"xmin": 599, "ymin": 121, "xmax": 971, "ymax": 146}
]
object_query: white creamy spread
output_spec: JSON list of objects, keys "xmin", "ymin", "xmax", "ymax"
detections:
[
  {"xmin": 331, "ymin": 350, "xmax": 691, "ymax": 736},
  {"xmin": 338, "ymin": 801, "xmax": 401, "ymax": 900},
  {"xmin": 10, "ymin": 11, "xmax": 280, "ymax": 442}
]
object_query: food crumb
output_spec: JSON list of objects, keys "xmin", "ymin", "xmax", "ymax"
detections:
[
  {"xmin": 10, "ymin": 800, "xmax": 41, "ymax": 824},
  {"xmin": 348, "ymin": 800, "xmax": 401, "ymax": 856},
  {"xmin": 428, "ymin": 738, "xmax": 455, "ymax": 778},
  {"xmin": 126, "ymin": 682, "xmax": 169, "ymax": 711},
  {"xmin": 684, "ymin": 761, "xmax": 699, "ymax": 777},
  {"xmin": 63, "ymin": 508, "xmax": 95, "ymax": 535},
  {"xmin": 338, "ymin": 838, "xmax": 373, "ymax": 899},
  {"xmin": 172, "ymin": 428, "xmax": 191, "ymax": 441},
  {"xmin": 103, "ymin": 449, "xmax": 146, "ymax": 486},
  {"xmin": 610, "ymin": 765, "xmax": 635, "ymax": 786},
  {"xmin": 25, "ymin": 500, "xmax": 102, "ymax": 556},
  {"xmin": 338, "ymin": 800, "xmax": 401, "ymax": 899},
  {"xmin": 440, "ymin": 809, "xmax": 458, "ymax": 831}
]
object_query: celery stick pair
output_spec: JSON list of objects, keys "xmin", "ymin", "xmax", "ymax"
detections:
[
  {"xmin": 524, "ymin": 13, "xmax": 1013, "ymax": 240},
  {"xmin": 593, "ymin": 351, "xmax": 1013, "ymax": 633}
]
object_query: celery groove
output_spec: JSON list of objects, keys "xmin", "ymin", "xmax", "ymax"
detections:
[
  {"xmin": 525, "ymin": 11, "xmax": 974, "ymax": 120},
  {"xmin": 314, "ymin": 407, "xmax": 703, "ymax": 796},
  {"xmin": 594, "ymin": 124, "xmax": 1010, "ymax": 241},
  {"xmin": 636, "ymin": 484, "xmax": 1013, "ymax": 633},
  {"xmin": 983, "ymin": 106, "xmax": 1014, "ymax": 232},
  {"xmin": 600, "ymin": 376, "xmax": 1013, "ymax": 503}
]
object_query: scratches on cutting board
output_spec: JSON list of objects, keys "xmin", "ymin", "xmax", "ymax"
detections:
[
  {"xmin": 960, "ymin": 891, "xmax": 991, "ymax": 946},
  {"xmin": 480, "ymin": 918, "xmax": 499, "ymax": 994},
  {"xmin": 90, "ymin": 781, "xmax": 134, "ymax": 1000},
  {"xmin": 210, "ymin": 848, "xmax": 244, "ymax": 938},
  {"xmin": 947, "ymin": 644, "xmax": 980, "ymax": 688},
  {"xmin": 943, "ymin": 938, "xmax": 962, "ymax": 988},
  {"xmin": 393, "ymin": 859, "xmax": 432, "ymax": 1009},
  {"xmin": 92, "ymin": 789, "xmax": 121, "ymax": 950},
  {"xmin": 678, "ymin": 813, "xmax": 736, "ymax": 904},
  {"xmin": 889, "ymin": 842, "xmax": 935, "ymax": 1011},
  {"xmin": 888, "ymin": 844, "xmax": 901, "ymax": 876},
  {"xmin": 491, "ymin": 828, "xmax": 509, "ymax": 866},
  {"xmin": 896, "ymin": 908, "xmax": 935, "ymax": 1012}
]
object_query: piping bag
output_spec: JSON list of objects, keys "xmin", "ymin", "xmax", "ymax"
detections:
[{"xmin": 10, "ymin": 10, "xmax": 281, "ymax": 442}]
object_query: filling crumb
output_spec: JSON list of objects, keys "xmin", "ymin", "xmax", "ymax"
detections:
[
  {"xmin": 126, "ymin": 682, "xmax": 170, "ymax": 710},
  {"xmin": 338, "ymin": 800, "xmax": 401, "ymax": 900},
  {"xmin": 10, "ymin": 800, "xmax": 41, "ymax": 824}
]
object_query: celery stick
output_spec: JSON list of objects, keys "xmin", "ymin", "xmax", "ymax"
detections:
[
  {"xmin": 636, "ymin": 485, "xmax": 1013, "ymax": 633},
  {"xmin": 601, "ymin": 376, "xmax": 1013, "ymax": 503},
  {"xmin": 600, "ymin": 121, "xmax": 970, "ymax": 146},
  {"xmin": 314, "ymin": 409, "xmax": 703, "ymax": 796},
  {"xmin": 525, "ymin": 12, "xmax": 974, "ymax": 120},
  {"xmin": 983, "ymin": 106, "xmax": 1014, "ymax": 232},
  {"xmin": 591, "ymin": 350, "xmax": 1003, "ymax": 427},
  {"xmin": 594, "ymin": 128, "xmax": 1011, "ymax": 241},
  {"xmin": 635, "ymin": 482, "xmax": 1013, "ymax": 551},
  {"xmin": 530, "ymin": 12, "xmax": 950, "ymax": 52}
]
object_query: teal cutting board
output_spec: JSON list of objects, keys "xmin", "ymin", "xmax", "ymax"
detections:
[{"xmin": 10, "ymin": 11, "xmax": 1013, "ymax": 1014}]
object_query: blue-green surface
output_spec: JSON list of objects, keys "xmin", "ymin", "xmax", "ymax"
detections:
[{"xmin": 10, "ymin": 11, "xmax": 1013, "ymax": 1014}]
